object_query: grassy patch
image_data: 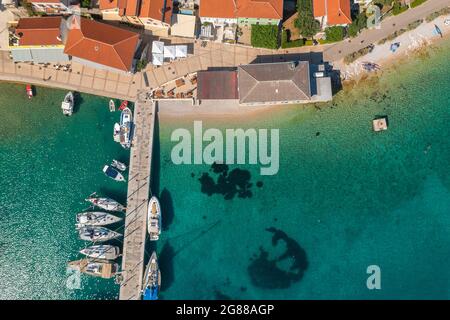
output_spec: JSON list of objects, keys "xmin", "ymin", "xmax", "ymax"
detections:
[
  {"xmin": 392, "ymin": 0, "xmax": 408, "ymax": 16},
  {"xmin": 251, "ymin": 24, "xmax": 279, "ymax": 49},
  {"xmin": 411, "ymin": 0, "xmax": 427, "ymax": 8},
  {"xmin": 281, "ymin": 30, "xmax": 304, "ymax": 48}
]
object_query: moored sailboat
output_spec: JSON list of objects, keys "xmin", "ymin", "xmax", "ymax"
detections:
[
  {"xmin": 79, "ymin": 245, "xmax": 120, "ymax": 260},
  {"xmin": 142, "ymin": 251, "xmax": 161, "ymax": 300},
  {"xmin": 85, "ymin": 194, "xmax": 125, "ymax": 212},
  {"xmin": 78, "ymin": 226, "xmax": 122, "ymax": 242},
  {"xmin": 76, "ymin": 211, "xmax": 122, "ymax": 227}
]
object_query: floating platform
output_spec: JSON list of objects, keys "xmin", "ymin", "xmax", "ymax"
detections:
[{"xmin": 373, "ymin": 117, "xmax": 388, "ymax": 132}]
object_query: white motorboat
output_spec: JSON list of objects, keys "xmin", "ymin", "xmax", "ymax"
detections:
[
  {"xmin": 147, "ymin": 196, "xmax": 161, "ymax": 241},
  {"xmin": 113, "ymin": 123, "xmax": 121, "ymax": 143},
  {"xmin": 79, "ymin": 245, "xmax": 120, "ymax": 260},
  {"xmin": 61, "ymin": 91, "xmax": 74, "ymax": 116},
  {"xmin": 111, "ymin": 159, "xmax": 127, "ymax": 172},
  {"xmin": 85, "ymin": 194, "xmax": 125, "ymax": 212},
  {"xmin": 78, "ymin": 226, "xmax": 122, "ymax": 242},
  {"xmin": 68, "ymin": 259, "xmax": 118, "ymax": 279},
  {"xmin": 103, "ymin": 165, "xmax": 126, "ymax": 182},
  {"xmin": 76, "ymin": 211, "xmax": 122, "ymax": 227},
  {"xmin": 119, "ymin": 107, "xmax": 133, "ymax": 149}
]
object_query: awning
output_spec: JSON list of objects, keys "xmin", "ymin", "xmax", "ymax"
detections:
[
  {"xmin": 152, "ymin": 53, "xmax": 164, "ymax": 66},
  {"xmin": 175, "ymin": 45, "xmax": 187, "ymax": 58},
  {"xmin": 151, "ymin": 41, "xmax": 164, "ymax": 54},
  {"xmin": 163, "ymin": 45, "xmax": 176, "ymax": 59}
]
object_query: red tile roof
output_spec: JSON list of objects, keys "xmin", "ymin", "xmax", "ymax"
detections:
[
  {"xmin": 125, "ymin": 0, "xmax": 139, "ymax": 16},
  {"xmin": 139, "ymin": 0, "xmax": 173, "ymax": 23},
  {"xmin": 313, "ymin": 0, "xmax": 352, "ymax": 25},
  {"xmin": 99, "ymin": 0, "xmax": 127, "ymax": 10},
  {"xmin": 31, "ymin": 0, "xmax": 63, "ymax": 3},
  {"xmin": 64, "ymin": 18, "xmax": 140, "ymax": 72},
  {"xmin": 15, "ymin": 17, "xmax": 63, "ymax": 46},
  {"xmin": 197, "ymin": 71, "xmax": 238, "ymax": 100},
  {"xmin": 199, "ymin": 0, "xmax": 237, "ymax": 19},
  {"xmin": 237, "ymin": 0, "xmax": 283, "ymax": 20}
]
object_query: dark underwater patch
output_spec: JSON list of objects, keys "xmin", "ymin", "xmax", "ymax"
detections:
[{"xmin": 247, "ymin": 227, "xmax": 308, "ymax": 289}]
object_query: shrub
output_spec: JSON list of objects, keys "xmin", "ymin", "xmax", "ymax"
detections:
[
  {"xmin": 348, "ymin": 12, "xmax": 368, "ymax": 37},
  {"xmin": 295, "ymin": 0, "xmax": 320, "ymax": 38},
  {"xmin": 251, "ymin": 24, "xmax": 279, "ymax": 49},
  {"xmin": 411, "ymin": 0, "xmax": 427, "ymax": 8},
  {"xmin": 281, "ymin": 29, "xmax": 305, "ymax": 48},
  {"xmin": 344, "ymin": 46, "xmax": 372, "ymax": 64},
  {"xmin": 325, "ymin": 26, "xmax": 345, "ymax": 42},
  {"xmin": 425, "ymin": 7, "xmax": 450, "ymax": 22},
  {"xmin": 392, "ymin": 1, "xmax": 408, "ymax": 15}
]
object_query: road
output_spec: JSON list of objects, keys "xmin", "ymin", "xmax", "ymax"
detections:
[{"xmin": 323, "ymin": 0, "xmax": 450, "ymax": 61}]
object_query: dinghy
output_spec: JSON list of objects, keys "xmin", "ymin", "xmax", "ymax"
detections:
[
  {"xmin": 61, "ymin": 91, "xmax": 74, "ymax": 116},
  {"xmin": 111, "ymin": 159, "xmax": 127, "ymax": 172}
]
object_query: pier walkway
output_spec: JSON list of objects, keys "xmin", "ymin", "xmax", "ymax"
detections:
[{"xmin": 119, "ymin": 98, "xmax": 156, "ymax": 300}]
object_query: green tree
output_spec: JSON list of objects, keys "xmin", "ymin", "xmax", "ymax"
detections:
[
  {"xmin": 81, "ymin": 0, "xmax": 91, "ymax": 8},
  {"xmin": 295, "ymin": 0, "xmax": 320, "ymax": 39},
  {"xmin": 325, "ymin": 26, "xmax": 344, "ymax": 42},
  {"xmin": 347, "ymin": 11, "xmax": 368, "ymax": 37},
  {"xmin": 251, "ymin": 25, "xmax": 279, "ymax": 49}
]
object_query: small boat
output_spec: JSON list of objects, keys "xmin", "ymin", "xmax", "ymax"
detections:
[
  {"xmin": 147, "ymin": 196, "xmax": 161, "ymax": 241},
  {"xmin": 68, "ymin": 259, "xmax": 119, "ymax": 279},
  {"xmin": 119, "ymin": 107, "xmax": 133, "ymax": 149},
  {"xmin": 119, "ymin": 100, "xmax": 128, "ymax": 111},
  {"xmin": 142, "ymin": 251, "xmax": 161, "ymax": 300},
  {"xmin": 434, "ymin": 24, "xmax": 443, "ymax": 38},
  {"xmin": 109, "ymin": 99, "xmax": 115, "ymax": 112},
  {"xmin": 26, "ymin": 85, "xmax": 33, "ymax": 99},
  {"xmin": 111, "ymin": 159, "xmax": 127, "ymax": 172},
  {"xmin": 85, "ymin": 194, "xmax": 125, "ymax": 212},
  {"xmin": 80, "ymin": 245, "xmax": 120, "ymax": 260},
  {"xmin": 76, "ymin": 211, "xmax": 122, "ymax": 227},
  {"xmin": 78, "ymin": 226, "xmax": 122, "ymax": 242},
  {"xmin": 103, "ymin": 165, "xmax": 126, "ymax": 182},
  {"xmin": 390, "ymin": 42, "xmax": 400, "ymax": 53},
  {"xmin": 113, "ymin": 123, "xmax": 121, "ymax": 143},
  {"xmin": 61, "ymin": 91, "xmax": 74, "ymax": 116}
]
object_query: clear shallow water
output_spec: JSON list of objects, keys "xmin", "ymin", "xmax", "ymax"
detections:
[{"xmin": 0, "ymin": 41, "xmax": 449, "ymax": 299}]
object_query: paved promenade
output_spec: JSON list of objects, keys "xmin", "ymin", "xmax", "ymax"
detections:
[
  {"xmin": 119, "ymin": 99, "xmax": 156, "ymax": 300},
  {"xmin": 0, "ymin": 51, "xmax": 142, "ymax": 100}
]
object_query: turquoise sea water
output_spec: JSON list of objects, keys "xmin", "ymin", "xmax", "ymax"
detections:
[{"xmin": 1, "ymin": 41, "xmax": 449, "ymax": 299}]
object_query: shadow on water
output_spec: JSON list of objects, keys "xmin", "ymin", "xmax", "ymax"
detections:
[
  {"xmin": 198, "ymin": 162, "xmax": 254, "ymax": 200},
  {"xmin": 214, "ymin": 289, "xmax": 233, "ymax": 300},
  {"xmin": 73, "ymin": 91, "xmax": 84, "ymax": 114},
  {"xmin": 247, "ymin": 227, "xmax": 308, "ymax": 289},
  {"xmin": 151, "ymin": 110, "xmax": 161, "ymax": 197},
  {"xmin": 159, "ymin": 241, "xmax": 175, "ymax": 291},
  {"xmin": 160, "ymin": 188, "xmax": 174, "ymax": 231},
  {"xmin": 98, "ymin": 187, "xmax": 127, "ymax": 206}
]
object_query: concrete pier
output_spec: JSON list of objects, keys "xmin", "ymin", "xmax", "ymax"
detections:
[{"xmin": 119, "ymin": 98, "xmax": 156, "ymax": 300}]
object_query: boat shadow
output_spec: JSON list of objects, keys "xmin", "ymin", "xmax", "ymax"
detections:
[
  {"xmin": 160, "ymin": 188, "xmax": 174, "ymax": 231},
  {"xmin": 73, "ymin": 91, "xmax": 84, "ymax": 114}
]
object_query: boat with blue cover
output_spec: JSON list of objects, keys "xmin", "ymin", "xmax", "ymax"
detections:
[{"xmin": 142, "ymin": 251, "xmax": 161, "ymax": 300}]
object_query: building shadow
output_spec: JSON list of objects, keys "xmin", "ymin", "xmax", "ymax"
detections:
[{"xmin": 150, "ymin": 107, "xmax": 160, "ymax": 197}]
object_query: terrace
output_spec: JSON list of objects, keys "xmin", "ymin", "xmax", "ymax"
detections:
[{"xmin": 151, "ymin": 73, "xmax": 198, "ymax": 99}]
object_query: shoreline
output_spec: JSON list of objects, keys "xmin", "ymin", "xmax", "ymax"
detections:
[{"xmin": 337, "ymin": 15, "xmax": 450, "ymax": 81}]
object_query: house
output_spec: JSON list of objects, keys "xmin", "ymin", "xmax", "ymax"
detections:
[
  {"xmin": 313, "ymin": 0, "xmax": 352, "ymax": 27},
  {"xmin": 64, "ymin": 17, "xmax": 140, "ymax": 73},
  {"xmin": 98, "ymin": 0, "xmax": 173, "ymax": 34},
  {"xmin": 9, "ymin": 16, "xmax": 70, "ymax": 62},
  {"xmin": 197, "ymin": 70, "xmax": 239, "ymax": 100},
  {"xmin": 237, "ymin": 61, "xmax": 332, "ymax": 105},
  {"xmin": 199, "ymin": 0, "xmax": 237, "ymax": 25},
  {"xmin": 29, "ymin": 0, "xmax": 73, "ymax": 14},
  {"xmin": 139, "ymin": 0, "xmax": 173, "ymax": 31},
  {"xmin": 236, "ymin": 0, "xmax": 283, "ymax": 27},
  {"xmin": 199, "ymin": 0, "xmax": 283, "ymax": 26}
]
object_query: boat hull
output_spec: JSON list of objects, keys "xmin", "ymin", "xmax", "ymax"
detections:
[{"xmin": 147, "ymin": 196, "xmax": 162, "ymax": 241}]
